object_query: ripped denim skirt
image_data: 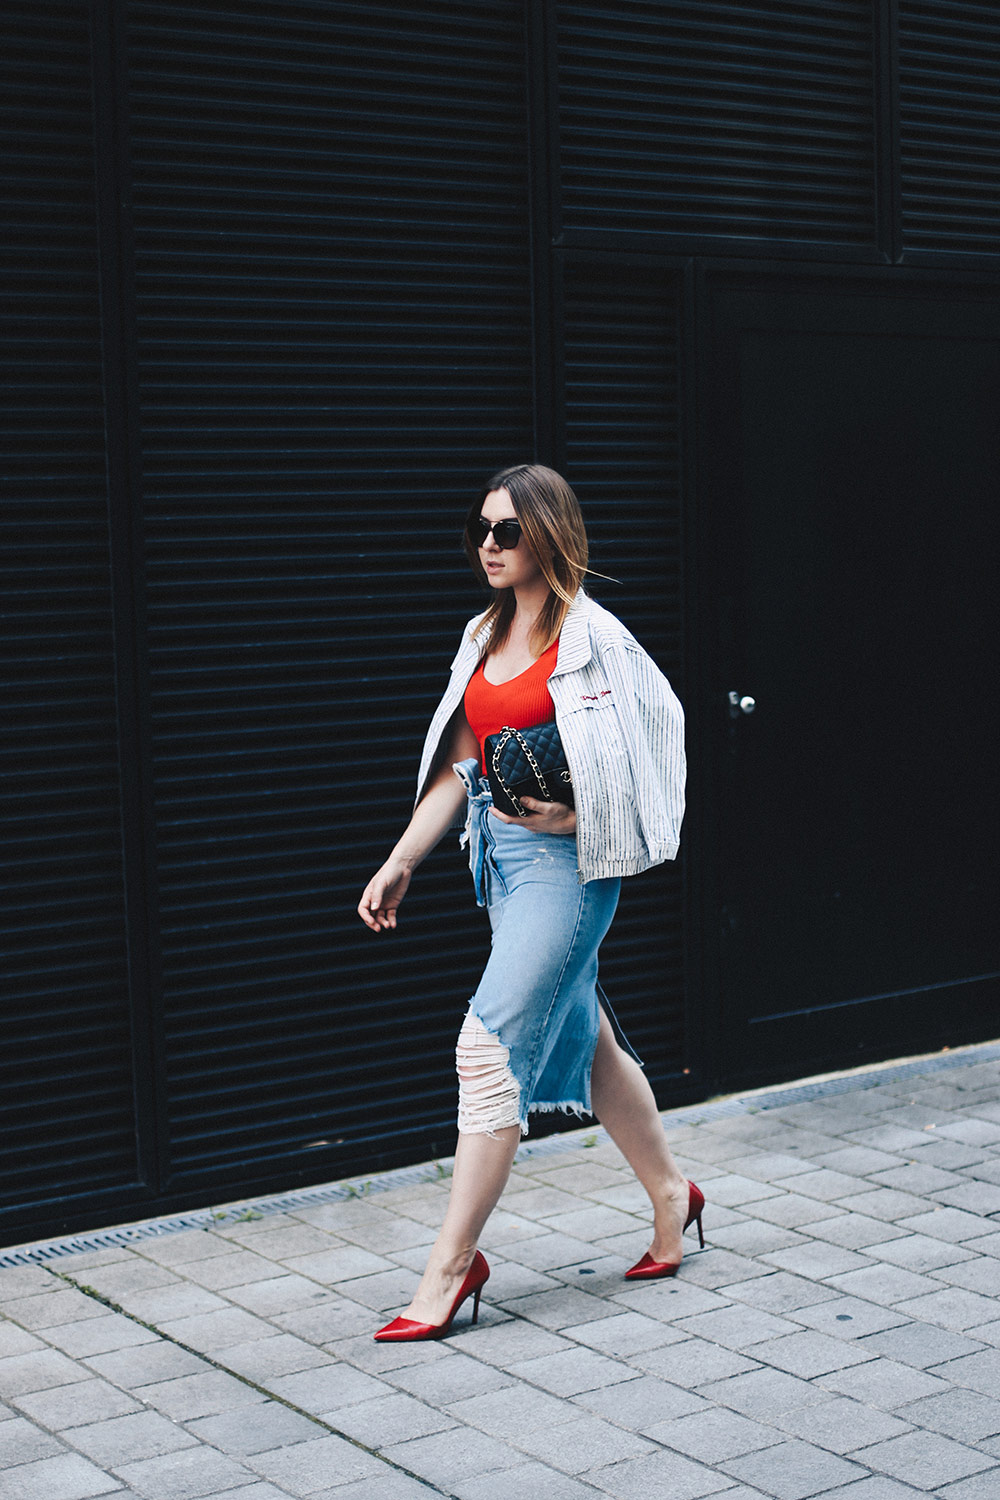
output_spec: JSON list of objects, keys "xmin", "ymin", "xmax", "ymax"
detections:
[{"xmin": 451, "ymin": 758, "xmax": 638, "ymax": 1136}]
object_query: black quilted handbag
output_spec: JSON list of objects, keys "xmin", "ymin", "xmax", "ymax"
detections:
[{"xmin": 485, "ymin": 722, "xmax": 574, "ymax": 818}]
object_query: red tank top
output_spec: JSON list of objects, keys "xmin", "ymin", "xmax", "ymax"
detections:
[{"xmin": 464, "ymin": 639, "xmax": 559, "ymax": 772}]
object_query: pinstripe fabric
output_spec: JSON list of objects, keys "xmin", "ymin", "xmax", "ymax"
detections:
[{"xmin": 416, "ymin": 592, "xmax": 685, "ymax": 883}]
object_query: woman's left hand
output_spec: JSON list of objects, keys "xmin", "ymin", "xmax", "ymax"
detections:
[{"xmin": 491, "ymin": 796, "xmax": 577, "ymax": 835}]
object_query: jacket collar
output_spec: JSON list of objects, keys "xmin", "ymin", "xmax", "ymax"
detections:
[{"xmin": 551, "ymin": 591, "xmax": 593, "ymax": 676}]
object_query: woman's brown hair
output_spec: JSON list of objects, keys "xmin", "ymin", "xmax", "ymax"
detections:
[{"xmin": 464, "ymin": 464, "xmax": 589, "ymax": 657}]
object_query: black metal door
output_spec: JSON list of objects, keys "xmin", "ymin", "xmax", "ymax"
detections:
[{"xmin": 706, "ymin": 273, "xmax": 1000, "ymax": 1086}]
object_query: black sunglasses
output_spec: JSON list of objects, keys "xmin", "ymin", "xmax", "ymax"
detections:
[{"xmin": 469, "ymin": 516, "xmax": 522, "ymax": 550}]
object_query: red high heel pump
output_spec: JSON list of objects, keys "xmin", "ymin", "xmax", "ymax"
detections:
[
  {"xmin": 374, "ymin": 1251, "xmax": 490, "ymax": 1342},
  {"xmin": 625, "ymin": 1181, "xmax": 705, "ymax": 1280}
]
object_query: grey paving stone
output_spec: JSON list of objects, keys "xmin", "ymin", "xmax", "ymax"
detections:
[
  {"xmin": 11, "ymin": 1378, "xmax": 142, "ymax": 1429},
  {"xmin": 895, "ymin": 1208, "xmax": 992, "ymax": 1243},
  {"xmin": 0, "ymin": 1323, "xmax": 43, "ymax": 1358},
  {"xmin": 385, "ymin": 1351, "xmax": 514, "ymax": 1405},
  {"xmin": 744, "ymin": 1330, "xmax": 875, "ymax": 1378},
  {"xmin": 451, "ymin": 1460, "xmax": 608, "ymax": 1500},
  {"xmin": 845, "ymin": 1125, "xmax": 931, "ymax": 1153},
  {"xmin": 584, "ymin": 1446, "xmax": 735, "ymax": 1499},
  {"xmin": 273, "ymin": 1296, "xmax": 380, "ymax": 1346},
  {"xmin": 866, "ymin": 1234, "xmax": 976, "ymax": 1273},
  {"xmin": 740, "ymin": 1194, "xmax": 843, "ymax": 1230},
  {"xmin": 894, "ymin": 1286, "xmax": 1000, "ymax": 1331},
  {"xmin": 0, "ymin": 1413, "xmax": 66, "ymax": 1464},
  {"xmin": 935, "ymin": 1471, "xmax": 1000, "ymax": 1500},
  {"xmin": 65, "ymin": 1261, "xmax": 179, "ymax": 1297},
  {"xmin": 929, "ymin": 1256, "xmax": 1000, "ymax": 1294},
  {"xmin": 719, "ymin": 1437, "xmax": 868, "ymax": 1499},
  {"xmin": 558, "ymin": 1310, "xmax": 687, "ymax": 1356},
  {"xmin": 41, "ymin": 1313, "xmax": 160, "ymax": 1360},
  {"xmin": 645, "ymin": 1405, "xmax": 782, "ymax": 1461},
  {"xmin": 494, "ymin": 1184, "xmax": 592, "ymax": 1220},
  {"xmin": 446, "ymin": 1317, "xmax": 569, "ymax": 1366},
  {"xmin": 724, "ymin": 1152, "xmax": 819, "ymax": 1181},
  {"xmin": 761, "ymin": 1242, "xmax": 871, "ymax": 1279},
  {"xmin": 694, "ymin": 1174, "xmax": 784, "ymax": 1208},
  {"xmin": 966, "ymin": 1318, "xmax": 1000, "ymax": 1348},
  {"xmin": 378, "ymin": 1425, "xmax": 526, "ymax": 1487},
  {"xmin": 655, "ymin": 1248, "xmax": 773, "ymax": 1292},
  {"xmin": 961, "ymin": 1233, "xmax": 1000, "ymax": 1259},
  {"xmin": 856, "ymin": 1429, "xmax": 995, "ymax": 1489},
  {"xmin": 515, "ymin": 1411, "xmax": 656, "ymax": 1473},
  {"xmin": 860, "ymin": 1322, "xmax": 986, "ymax": 1369},
  {"xmin": 495, "ymin": 1231, "xmax": 600, "ymax": 1272},
  {"xmin": 0, "ymin": 1451, "xmax": 122, "ymax": 1500},
  {"xmin": 332, "ymin": 1390, "xmax": 456, "ymax": 1447},
  {"xmin": 936, "ymin": 1119, "xmax": 1000, "ymax": 1146},
  {"xmin": 870, "ymin": 1163, "xmax": 967, "ymax": 1195},
  {"xmin": 772, "ymin": 1395, "xmax": 913, "ymax": 1453},
  {"xmin": 139, "ymin": 1369, "xmax": 268, "ymax": 1421},
  {"xmin": 218, "ymin": 1277, "xmax": 339, "ymax": 1321},
  {"xmin": 497, "ymin": 1284, "xmax": 620, "ymax": 1330},
  {"xmin": 716, "ymin": 1271, "xmax": 838, "ymax": 1315},
  {"xmin": 778, "ymin": 1169, "xmax": 878, "ymax": 1204},
  {"xmin": 264, "ymin": 1361, "xmax": 392, "ymax": 1415},
  {"xmin": 334, "ymin": 1267, "xmax": 438, "ymax": 1313},
  {"xmin": 788, "ymin": 1295, "xmax": 907, "ymax": 1340},
  {"xmin": 119, "ymin": 1282, "xmax": 230, "ymax": 1325},
  {"xmin": 927, "ymin": 1348, "xmax": 1000, "ymax": 1396},
  {"xmin": 810, "ymin": 1147, "xmax": 907, "ymax": 1176},
  {"xmin": 446, "ymin": 1379, "xmax": 582, "ymax": 1439},
  {"xmin": 63, "ymin": 1408, "xmax": 198, "ymax": 1465},
  {"xmin": 612, "ymin": 1281, "xmax": 732, "ymax": 1323},
  {"xmin": 187, "ymin": 1400, "xmax": 325, "ymax": 1456},
  {"xmin": 171, "ymin": 1249, "xmax": 288, "ymax": 1291},
  {"xmin": 675, "ymin": 1304, "xmax": 801, "ymax": 1351},
  {"xmin": 527, "ymin": 1160, "xmax": 631, "ymax": 1194},
  {"xmin": 632, "ymin": 1338, "xmax": 760, "ymax": 1385},
  {"xmin": 131, "ymin": 1230, "xmax": 239, "ymax": 1265},
  {"xmin": 704, "ymin": 1221, "xmax": 807, "ymax": 1257},
  {"xmin": 224, "ymin": 1224, "xmax": 340, "ymax": 1262},
  {"xmin": 84, "ymin": 1341, "xmax": 208, "ymax": 1388},
  {"xmin": 897, "ymin": 1387, "xmax": 1000, "ymax": 1442},
  {"xmin": 905, "ymin": 1141, "xmax": 989, "ymax": 1171},
  {"xmin": 541, "ymin": 1206, "xmax": 646, "ymax": 1244},
  {"xmin": 331, "ymin": 1215, "xmax": 436, "ymax": 1257},
  {"xmin": 800, "ymin": 1480, "xmax": 927, "ymax": 1500},
  {"xmin": 798, "ymin": 1214, "xmax": 908, "ymax": 1250},
  {"xmin": 826, "ymin": 1263, "xmax": 941, "ymax": 1307},
  {"xmin": 571, "ymin": 1373, "xmax": 710, "ymax": 1428},
  {"xmin": 506, "ymin": 1346, "xmax": 638, "ymax": 1396},
  {"xmin": 158, "ymin": 1307, "xmax": 277, "ymax": 1352},
  {"xmin": 215, "ymin": 1334, "xmax": 331, "ymax": 1383},
  {"xmin": 321, "ymin": 1330, "xmax": 453, "ymax": 1377},
  {"xmin": 0, "ymin": 1266, "xmax": 64, "ymax": 1298},
  {"xmin": 0, "ymin": 1348, "xmax": 93, "ymax": 1398},
  {"xmin": 116, "ymin": 1445, "xmax": 257, "ymax": 1498},
  {"xmin": 698, "ymin": 1366, "xmax": 829, "ymax": 1418},
  {"xmin": 837, "ymin": 1188, "xmax": 945, "ymax": 1223},
  {"xmin": 819, "ymin": 1357, "xmax": 949, "ymax": 1410},
  {"xmin": 3, "ymin": 1289, "xmax": 108, "ymax": 1331}
]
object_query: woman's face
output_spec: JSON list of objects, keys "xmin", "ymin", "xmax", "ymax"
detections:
[{"xmin": 477, "ymin": 488, "xmax": 545, "ymax": 592}]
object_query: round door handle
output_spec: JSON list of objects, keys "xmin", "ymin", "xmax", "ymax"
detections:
[{"xmin": 728, "ymin": 691, "xmax": 756, "ymax": 716}]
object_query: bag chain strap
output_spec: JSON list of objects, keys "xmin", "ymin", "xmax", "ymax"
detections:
[{"xmin": 490, "ymin": 725, "xmax": 552, "ymax": 817}]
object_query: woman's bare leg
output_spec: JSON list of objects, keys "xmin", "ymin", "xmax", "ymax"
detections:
[
  {"xmin": 589, "ymin": 1007, "xmax": 692, "ymax": 1265},
  {"xmin": 400, "ymin": 1125, "xmax": 520, "ymax": 1325}
]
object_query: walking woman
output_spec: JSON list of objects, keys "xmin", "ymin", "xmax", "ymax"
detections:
[{"xmin": 357, "ymin": 464, "xmax": 702, "ymax": 1341}]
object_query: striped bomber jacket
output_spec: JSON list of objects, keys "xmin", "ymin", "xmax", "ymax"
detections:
[{"xmin": 415, "ymin": 590, "xmax": 686, "ymax": 883}]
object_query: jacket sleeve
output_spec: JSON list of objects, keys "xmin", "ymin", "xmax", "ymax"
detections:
[{"xmin": 602, "ymin": 635, "xmax": 686, "ymax": 858}]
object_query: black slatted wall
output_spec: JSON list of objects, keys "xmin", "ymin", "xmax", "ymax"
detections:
[
  {"xmin": 3, "ymin": 1, "xmax": 1000, "ymax": 1238},
  {"xmin": 1, "ymin": 5, "xmax": 139, "ymax": 1214},
  {"xmin": 123, "ymin": 0, "xmax": 535, "ymax": 1187},
  {"xmin": 559, "ymin": 260, "xmax": 687, "ymax": 1080},
  {"xmin": 900, "ymin": 1, "xmax": 1000, "ymax": 258},
  {"xmin": 554, "ymin": 0, "xmax": 877, "ymax": 251}
]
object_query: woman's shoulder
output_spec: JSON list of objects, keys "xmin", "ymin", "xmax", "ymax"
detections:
[{"xmin": 575, "ymin": 593, "xmax": 641, "ymax": 653}]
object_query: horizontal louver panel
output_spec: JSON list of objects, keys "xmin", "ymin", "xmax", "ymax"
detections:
[
  {"xmin": 561, "ymin": 259, "xmax": 687, "ymax": 1080},
  {"xmin": 0, "ymin": 3, "xmax": 138, "ymax": 1212},
  {"xmin": 556, "ymin": 0, "xmax": 877, "ymax": 249},
  {"xmin": 900, "ymin": 2, "xmax": 1000, "ymax": 256},
  {"xmin": 124, "ymin": 0, "xmax": 534, "ymax": 1180}
]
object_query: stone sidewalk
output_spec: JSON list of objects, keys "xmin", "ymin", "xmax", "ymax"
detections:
[{"xmin": 1, "ymin": 1043, "xmax": 999, "ymax": 1500}]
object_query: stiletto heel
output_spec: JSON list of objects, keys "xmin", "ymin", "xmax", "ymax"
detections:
[
  {"xmin": 374, "ymin": 1251, "xmax": 490, "ymax": 1342},
  {"xmin": 625, "ymin": 1181, "xmax": 705, "ymax": 1280}
]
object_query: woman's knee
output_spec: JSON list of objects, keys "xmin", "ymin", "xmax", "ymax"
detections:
[{"xmin": 456, "ymin": 1011, "xmax": 521, "ymax": 1136}]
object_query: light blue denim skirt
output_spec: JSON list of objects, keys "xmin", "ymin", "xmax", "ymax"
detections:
[{"xmin": 453, "ymin": 759, "xmax": 636, "ymax": 1132}]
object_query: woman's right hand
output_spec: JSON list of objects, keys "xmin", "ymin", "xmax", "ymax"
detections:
[{"xmin": 358, "ymin": 858, "xmax": 414, "ymax": 932}]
